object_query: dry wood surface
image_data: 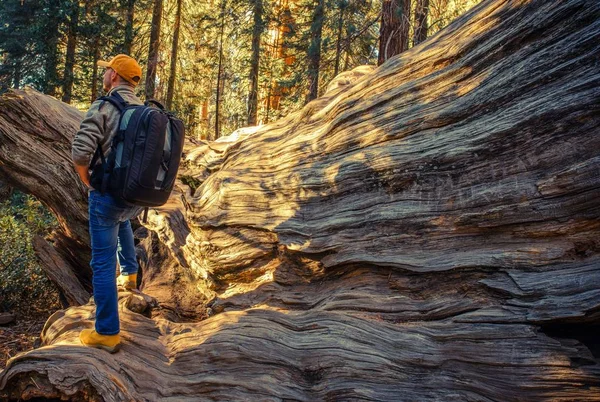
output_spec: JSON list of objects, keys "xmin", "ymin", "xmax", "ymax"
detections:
[{"xmin": 1, "ymin": 0, "xmax": 600, "ymax": 400}]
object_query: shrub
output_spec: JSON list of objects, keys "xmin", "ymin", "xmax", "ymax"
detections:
[{"xmin": 0, "ymin": 191, "xmax": 60, "ymax": 317}]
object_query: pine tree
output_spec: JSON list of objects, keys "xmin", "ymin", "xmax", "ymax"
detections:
[
  {"xmin": 123, "ymin": 0, "xmax": 136, "ymax": 54},
  {"xmin": 247, "ymin": 0, "xmax": 264, "ymax": 126},
  {"xmin": 306, "ymin": 0, "xmax": 325, "ymax": 103},
  {"xmin": 333, "ymin": 0, "xmax": 347, "ymax": 78},
  {"xmin": 413, "ymin": 0, "xmax": 430, "ymax": 45},
  {"xmin": 166, "ymin": 0, "xmax": 183, "ymax": 110},
  {"xmin": 146, "ymin": 0, "xmax": 163, "ymax": 99},
  {"xmin": 62, "ymin": 0, "xmax": 80, "ymax": 103},
  {"xmin": 41, "ymin": 0, "xmax": 62, "ymax": 96},
  {"xmin": 378, "ymin": 0, "xmax": 411, "ymax": 66}
]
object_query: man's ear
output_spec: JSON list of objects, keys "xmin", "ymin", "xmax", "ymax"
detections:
[{"xmin": 110, "ymin": 69, "xmax": 119, "ymax": 82}]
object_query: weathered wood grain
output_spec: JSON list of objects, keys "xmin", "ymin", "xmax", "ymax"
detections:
[
  {"xmin": 1, "ymin": 0, "xmax": 600, "ymax": 400},
  {"xmin": 0, "ymin": 89, "xmax": 92, "ymax": 290},
  {"xmin": 31, "ymin": 235, "xmax": 90, "ymax": 306}
]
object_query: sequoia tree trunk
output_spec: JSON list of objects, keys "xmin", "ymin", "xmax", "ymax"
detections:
[
  {"xmin": 306, "ymin": 0, "xmax": 325, "ymax": 103},
  {"xmin": 413, "ymin": 0, "xmax": 429, "ymax": 45},
  {"xmin": 90, "ymin": 40, "xmax": 100, "ymax": 102},
  {"xmin": 247, "ymin": 0, "xmax": 263, "ymax": 126},
  {"xmin": 215, "ymin": 0, "xmax": 227, "ymax": 138},
  {"xmin": 123, "ymin": 0, "xmax": 136, "ymax": 55},
  {"xmin": 333, "ymin": 0, "xmax": 346, "ymax": 77},
  {"xmin": 145, "ymin": 0, "xmax": 163, "ymax": 99},
  {"xmin": 165, "ymin": 0, "xmax": 182, "ymax": 110},
  {"xmin": 1, "ymin": 0, "xmax": 600, "ymax": 400},
  {"xmin": 378, "ymin": 0, "xmax": 410, "ymax": 65}
]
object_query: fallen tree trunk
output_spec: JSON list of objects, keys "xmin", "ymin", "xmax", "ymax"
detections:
[
  {"xmin": 1, "ymin": 0, "xmax": 600, "ymax": 400},
  {"xmin": 0, "ymin": 90, "xmax": 92, "ymax": 290},
  {"xmin": 31, "ymin": 235, "xmax": 90, "ymax": 306}
]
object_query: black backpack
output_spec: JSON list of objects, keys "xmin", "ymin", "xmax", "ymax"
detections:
[{"xmin": 89, "ymin": 91, "xmax": 185, "ymax": 221}]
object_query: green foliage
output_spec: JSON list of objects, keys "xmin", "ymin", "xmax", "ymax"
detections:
[
  {"xmin": 0, "ymin": 191, "xmax": 60, "ymax": 316},
  {"xmin": 0, "ymin": 0, "xmax": 480, "ymax": 134}
]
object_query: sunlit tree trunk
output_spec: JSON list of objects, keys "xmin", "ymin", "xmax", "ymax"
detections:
[
  {"xmin": 145, "ymin": 0, "xmax": 163, "ymax": 99},
  {"xmin": 413, "ymin": 0, "xmax": 430, "ymax": 46},
  {"xmin": 333, "ymin": 0, "xmax": 347, "ymax": 78},
  {"xmin": 2, "ymin": 1, "xmax": 600, "ymax": 399},
  {"xmin": 124, "ymin": 0, "xmax": 136, "ymax": 54},
  {"xmin": 166, "ymin": 0, "xmax": 182, "ymax": 110},
  {"xmin": 306, "ymin": 0, "xmax": 325, "ymax": 103},
  {"xmin": 378, "ymin": 0, "xmax": 410, "ymax": 65},
  {"xmin": 247, "ymin": 0, "xmax": 263, "ymax": 126},
  {"xmin": 215, "ymin": 0, "xmax": 227, "ymax": 138},
  {"xmin": 62, "ymin": 1, "xmax": 79, "ymax": 103},
  {"xmin": 91, "ymin": 40, "xmax": 100, "ymax": 102}
]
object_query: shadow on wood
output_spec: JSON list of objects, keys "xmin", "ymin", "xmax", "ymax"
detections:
[{"xmin": 1, "ymin": 0, "xmax": 600, "ymax": 400}]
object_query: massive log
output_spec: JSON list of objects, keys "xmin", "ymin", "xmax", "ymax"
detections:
[
  {"xmin": 0, "ymin": 89, "xmax": 92, "ymax": 291},
  {"xmin": 1, "ymin": 0, "xmax": 600, "ymax": 400}
]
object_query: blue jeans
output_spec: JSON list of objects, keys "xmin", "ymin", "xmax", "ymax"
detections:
[{"xmin": 88, "ymin": 190, "xmax": 142, "ymax": 335}]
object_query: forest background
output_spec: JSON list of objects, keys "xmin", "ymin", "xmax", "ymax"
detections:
[
  {"xmin": 0, "ymin": 0, "xmax": 479, "ymax": 139},
  {"xmin": 0, "ymin": 0, "xmax": 478, "ymax": 363}
]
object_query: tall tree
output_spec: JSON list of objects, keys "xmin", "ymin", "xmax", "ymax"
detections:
[
  {"xmin": 166, "ymin": 0, "xmax": 183, "ymax": 110},
  {"xmin": 91, "ymin": 39, "xmax": 101, "ymax": 102},
  {"xmin": 215, "ymin": 0, "xmax": 227, "ymax": 138},
  {"xmin": 306, "ymin": 0, "xmax": 325, "ymax": 103},
  {"xmin": 42, "ymin": 0, "xmax": 62, "ymax": 96},
  {"xmin": 146, "ymin": 0, "xmax": 163, "ymax": 99},
  {"xmin": 333, "ymin": 0, "xmax": 348, "ymax": 78},
  {"xmin": 123, "ymin": 0, "xmax": 136, "ymax": 54},
  {"xmin": 413, "ymin": 0, "xmax": 430, "ymax": 46},
  {"xmin": 378, "ymin": 0, "xmax": 410, "ymax": 65},
  {"xmin": 62, "ymin": 0, "xmax": 80, "ymax": 103},
  {"xmin": 0, "ymin": 0, "xmax": 48, "ymax": 91},
  {"xmin": 247, "ymin": 0, "xmax": 263, "ymax": 126}
]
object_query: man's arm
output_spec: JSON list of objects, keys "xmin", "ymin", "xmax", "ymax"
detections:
[
  {"xmin": 74, "ymin": 163, "xmax": 92, "ymax": 188},
  {"xmin": 72, "ymin": 100, "xmax": 106, "ymax": 189}
]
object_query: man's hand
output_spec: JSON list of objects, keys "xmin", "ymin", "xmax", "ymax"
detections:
[{"xmin": 74, "ymin": 163, "xmax": 93, "ymax": 189}]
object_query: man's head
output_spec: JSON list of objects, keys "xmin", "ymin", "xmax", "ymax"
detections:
[{"xmin": 97, "ymin": 54, "xmax": 142, "ymax": 92}]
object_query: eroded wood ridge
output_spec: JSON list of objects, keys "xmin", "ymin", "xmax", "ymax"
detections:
[{"xmin": 0, "ymin": 0, "xmax": 599, "ymax": 400}]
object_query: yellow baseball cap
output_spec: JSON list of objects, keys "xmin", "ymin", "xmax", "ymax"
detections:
[{"xmin": 97, "ymin": 54, "xmax": 142, "ymax": 86}]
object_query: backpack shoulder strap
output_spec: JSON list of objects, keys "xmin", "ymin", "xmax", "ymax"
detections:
[{"xmin": 97, "ymin": 91, "xmax": 128, "ymax": 113}]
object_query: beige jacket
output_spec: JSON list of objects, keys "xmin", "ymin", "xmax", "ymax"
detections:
[{"xmin": 71, "ymin": 85, "xmax": 143, "ymax": 166}]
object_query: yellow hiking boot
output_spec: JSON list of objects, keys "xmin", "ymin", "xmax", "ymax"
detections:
[
  {"xmin": 79, "ymin": 329, "xmax": 121, "ymax": 353},
  {"xmin": 117, "ymin": 273, "xmax": 137, "ymax": 290}
]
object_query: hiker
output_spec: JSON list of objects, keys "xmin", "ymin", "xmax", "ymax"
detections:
[{"xmin": 71, "ymin": 54, "xmax": 144, "ymax": 353}]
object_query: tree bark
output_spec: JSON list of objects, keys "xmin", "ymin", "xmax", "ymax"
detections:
[
  {"xmin": 0, "ymin": 90, "xmax": 92, "ymax": 291},
  {"xmin": 32, "ymin": 235, "xmax": 90, "ymax": 306},
  {"xmin": 123, "ymin": 0, "xmax": 136, "ymax": 55},
  {"xmin": 215, "ymin": 0, "xmax": 227, "ymax": 138},
  {"xmin": 378, "ymin": 0, "xmax": 410, "ymax": 65},
  {"xmin": 42, "ymin": 1, "xmax": 61, "ymax": 97},
  {"xmin": 1, "ymin": 0, "xmax": 600, "ymax": 400},
  {"xmin": 333, "ymin": 0, "xmax": 347, "ymax": 77},
  {"xmin": 166, "ymin": 0, "xmax": 182, "ymax": 110},
  {"xmin": 90, "ymin": 40, "xmax": 100, "ymax": 102},
  {"xmin": 145, "ymin": 0, "xmax": 163, "ymax": 100},
  {"xmin": 306, "ymin": 0, "xmax": 325, "ymax": 103},
  {"xmin": 247, "ymin": 0, "xmax": 263, "ymax": 126},
  {"xmin": 62, "ymin": 1, "xmax": 79, "ymax": 104},
  {"xmin": 413, "ymin": 0, "xmax": 430, "ymax": 45}
]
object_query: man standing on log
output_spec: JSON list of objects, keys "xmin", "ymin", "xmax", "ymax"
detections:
[{"xmin": 71, "ymin": 54, "xmax": 143, "ymax": 353}]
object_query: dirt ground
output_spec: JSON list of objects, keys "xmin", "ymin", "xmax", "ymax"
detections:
[
  {"xmin": 0, "ymin": 317, "xmax": 48, "ymax": 369},
  {"xmin": 1, "ymin": 295, "xmax": 60, "ymax": 370}
]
